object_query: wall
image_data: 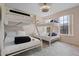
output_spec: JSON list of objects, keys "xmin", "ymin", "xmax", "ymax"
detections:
[
  {"xmin": 0, "ymin": 4, "xmax": 5, "ymax": 55},
  {"xmin": 0, "ymin": 4, "xmax": 1, "ymax": 53},
  {"xmin": 43, "ymin": 6, "xmax": 79, "ymax": 46}
]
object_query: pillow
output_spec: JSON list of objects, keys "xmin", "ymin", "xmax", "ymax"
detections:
[
  {"xmin": 6, "ymin": 32, "xmax": 17, "ymax": 37},
  {"xmin": 5, "ymin": 32, "xmax": 16, "ymax": 43},
  {"xmin": 48, "ymin": 33, "xmax": 51, "ymax": 36},
  {"xmin": 48, "ymin": 32, "xmax": 57, "ymax": 36},
  {"xmin": 51, "ymin": 33, "xmax": 57, "ymax": 36},
  {"xmin": 14, "ymin": 36, "xmax": 31, "ymax": 44}
]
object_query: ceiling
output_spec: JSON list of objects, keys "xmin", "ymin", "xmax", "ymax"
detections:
[{"xmin": 5, "ymin": 3, "xmax": 79, "ymax": 17}]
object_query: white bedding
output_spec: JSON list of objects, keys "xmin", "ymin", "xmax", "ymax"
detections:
[
  {"xmin": 33, "ymin": 34, "xmax": 60, "ymax": 41},
  {"xmin": 39, "ymin": 35, "xmax": 60, "ymax": 41},
  {"xmin": 4, "ymin": 36, "xmax": 41, "ymax": 55}
]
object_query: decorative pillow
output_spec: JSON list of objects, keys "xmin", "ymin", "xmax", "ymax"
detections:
[
  {"xmin": 50, "ymin": 20, "xmax": 58, "ymax": 23},
  {"xmin": 14, "ymin": 36, "xmax": 31, "ymax": 44},
  {"xmin": 48, "ymin": 32, "xmax": 57, "ymax": 36},
  {"xmin": 51, "ymin": 33, "xmax": 57, "ymax": 36}
]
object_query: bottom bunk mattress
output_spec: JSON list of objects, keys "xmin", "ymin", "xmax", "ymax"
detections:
[
  {"xmin": 4, "ymin": 36, "xmax": 41, "ymax": 55},
  {"xmin": 33, "ymin": 34, "xmax": 60, "ymax": 42}
]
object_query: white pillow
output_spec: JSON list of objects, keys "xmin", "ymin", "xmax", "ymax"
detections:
[
  {"xmin": 5, "ymin": 32, "xmax": 17, "ymax": 43},
  {"xmin": 5, "ymin": 36, "xmax": 15, "ymax": 43},
  {"xmin": 6, "ymin": 31, "xmax": 17, "ymax": 37}
]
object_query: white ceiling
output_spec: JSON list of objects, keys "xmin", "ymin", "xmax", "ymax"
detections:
[{"xmin": 5, "ymin": 3, "xmax": 79, "ymax": 17}]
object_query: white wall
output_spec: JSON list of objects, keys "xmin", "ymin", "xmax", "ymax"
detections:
[
  {"xmin": 0, "ymin": 5, "xmax": 1, "ymax": 54},
  {"xmin": 0, "ymin": 4, "xmax": 5, "ymax": 56},
  {"xmin": 43, "ymin": 6, "xmax": 79, "ymax": 46}
]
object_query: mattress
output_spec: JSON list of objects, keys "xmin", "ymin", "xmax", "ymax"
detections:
[
  {"xmin": 34, "ymin": 34, "xmax": 60, "ymax": 41},
  {"xmin": 40, "ymin": 35, "xmax": 59, "ymax": 41},
  {"xmin": 4, "ymin": 36, "xmax": 41, "ymax": 54}
]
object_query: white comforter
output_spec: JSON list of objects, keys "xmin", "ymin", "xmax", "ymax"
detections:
[{"xmin": 33, "ymin": 34, "xmax": 60, "ymax": 41}]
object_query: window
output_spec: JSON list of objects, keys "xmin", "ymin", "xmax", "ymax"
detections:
[{"xmin": 58, "ymin": 15, "xmax": 73, "ymax": 35}]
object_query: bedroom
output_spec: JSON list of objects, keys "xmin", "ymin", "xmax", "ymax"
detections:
[{"xmin": 0, "ymin": 3, "xmax": 79, "ymax": 56}]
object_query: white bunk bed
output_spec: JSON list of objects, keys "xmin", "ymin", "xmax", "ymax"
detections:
[
  {"xmin": 4, "ymin": 35, "xmax": 41, "ymax": 56},
  {"xmin": 33, "ymin": 33, "xmax": 60, "ymax": 45},
  {"xmin": 4, "ymin": 23, "xmax": 41, "ymax": 56},
  {"xmin": 2, "ymin": 8, "xmax": 42, "ymax": 56},
  {"xmin": 34, "ymin": 20, "xmax": 60, "ymax": 45}
]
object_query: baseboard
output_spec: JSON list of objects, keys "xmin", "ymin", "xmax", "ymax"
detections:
[{"xmin": 60, "ymin": 40, "xmax": 79, "ymax": 47}]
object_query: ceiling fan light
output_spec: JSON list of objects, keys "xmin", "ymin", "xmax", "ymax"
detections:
[{"xmin": 40, "ymin": 5, "xmax": 50, "ymax": 12}]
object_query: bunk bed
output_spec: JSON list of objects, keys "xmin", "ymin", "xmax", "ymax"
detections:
[
  {"xmin": 2, "ymin": 8, "xmax": 41, "ymax": 56},
  {"xmin": 34, "ymin": 19, "xmax": 60, "ymax": 45},
  {"xmin": 4, "ymin": 34, "xmax": 41, "ymax": 56}
]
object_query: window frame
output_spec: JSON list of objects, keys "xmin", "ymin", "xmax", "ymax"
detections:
[{"xmin": 59, "ymin": 15, "xmax": 73, "ymax": 36}]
